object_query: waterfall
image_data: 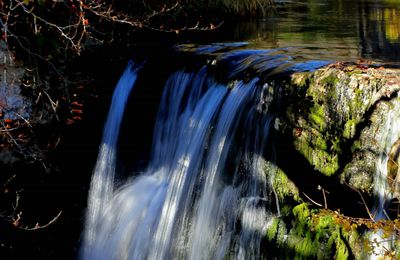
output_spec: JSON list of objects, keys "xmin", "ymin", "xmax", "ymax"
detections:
[
  {"xmin": 81, "ymin": 59, "xmax": 278, "ymax": 259},
  {"xmin": 82, "ymin": 61, "xmax": 142, "ymax": 258},
  {"xmin": 369, "ymin": 96, "xmax": 400, "ymax": 259}
]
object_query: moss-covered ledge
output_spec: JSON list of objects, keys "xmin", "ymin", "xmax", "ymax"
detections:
[
  {"xmin": 262, "ymin": 63, "xmax": 400, "ymax": 259},
  {"xmin": 283, "ymin": 64, "xmax": 400, "ymax": 188}
]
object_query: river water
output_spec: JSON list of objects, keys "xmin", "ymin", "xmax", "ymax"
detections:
[{"xmin": 216, "ymin": 0, "xmax": 400, "ymax": 63}]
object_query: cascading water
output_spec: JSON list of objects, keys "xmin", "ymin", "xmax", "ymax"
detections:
[
  {"xmin": 373, "ymin": 98, "xmax": 400, "ymax": 220},
  {"xmin": 81, "ymin": 51, "xmax": 284, "ymax": 259},
  {"xmin": 78, "ymin": 40, "xmax": 345, "ymax": 259},
  {"xmin": 82, "ymin": 61, "xmax": 142, "ymax": 258},
  {"xmin": 369, "ymin": 96, "xmax": 400, "ymax": 259}
]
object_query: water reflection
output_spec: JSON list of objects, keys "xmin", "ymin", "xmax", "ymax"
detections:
[
  {"xmin": 359, "ymin": 0, "xmax": 400, "ymax": 61},
  {"xmin": 224, "ymin": 0, "xmax": 400, "ymax": 62}
]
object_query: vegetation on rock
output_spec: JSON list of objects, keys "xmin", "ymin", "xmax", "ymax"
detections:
[{"xmin": 271, "ymin": 62, "xmax": 400, "ymax": 259}]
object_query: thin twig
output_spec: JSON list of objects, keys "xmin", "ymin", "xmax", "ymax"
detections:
[
  {"xmin": 42, "ymin": 90, "xmax": 59, "ymax": 121},
  {"xmin": 0, "ymin": 174, "xmax": 16, "ymax": 191},
  {"xmin": 383, "ymin": 209, "xmax": 391, "ymax": 221},
  {"xmin": 318, "ymin": 185, "xmax": 329, "ymax": 209},
  {"xmin": 17, "ymin": 210, "xmax": 62, "ymax": 231},
  {"xmin": 13, "ymin": 111, "xmax": 34, "ymax": 132},
  {"xmin": 344, "ymin": 181, "xmax": 375, "ymax": 220},
  {"xmin": 302, "ymin": 192, "xmax": 323, "ymax": 207}
]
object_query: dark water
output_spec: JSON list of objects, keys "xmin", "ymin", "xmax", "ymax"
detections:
[{"xmin": 218, "ymin": 0, "xmax": 400, "ymax": 63}]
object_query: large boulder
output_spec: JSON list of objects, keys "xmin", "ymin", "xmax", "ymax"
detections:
[{"xmin": 286, "ymin": 64, "xmax": 400, "ymax": 192}]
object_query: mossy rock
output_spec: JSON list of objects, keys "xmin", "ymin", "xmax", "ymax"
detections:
[
  {"xmin": 265, "ymin": 64, "xmax": 400, "ymax": 259},
  {"xmin": 341, "ymin": 152, "xmax": 375, "ymax": 193},
  {"xmin": 292, "ymin": 123, "xmax": 339, "ymax": 176},
  {"xmin": 342, "ymin": 99, "xmax": 400, "ymax": 192},
  {"xmin": 265, "ymin": 203, "xmax": 359, "ymax": 259},
  {"xmin": 269, "ymin": 163, "xmax": 301, "ymax": 203},
  {"xmin": 286, "ymin": 65, "xmax": 400, "ymax": 183}
]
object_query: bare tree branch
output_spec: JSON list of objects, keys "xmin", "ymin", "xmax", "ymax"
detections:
[{"xmin": 16, "ymin": 210, "xmax": 62, "ymax": 231}]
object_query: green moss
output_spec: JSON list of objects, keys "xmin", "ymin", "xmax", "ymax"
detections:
[
  {"xmin": 336, "ymin": 241, "xmax": 349, "ymax": 260},
  {"xmin": 294, "ymin": 233, "xmax": 317, "ymax": 258},
  {"xmin": 350, "ymin": 140, "xmax": 361, "ymax": 153},
  {"xmin": 294, "ymin": 136, "xmax": 338, "ymax": 177},
  {"xmin": 265, "ymin": 216, "xmax": 289, "ymax": 252},
  {"xmin": 277, "ymin": 65, "xmax": 400, "ymax": 258},
  {"xmin": 288, "ymin": 204, "xmax": 323, "ymax": 258},
  {"xmin": 316, "ymin": 150, "xmax": 339, "ymax": 176},
  {"xmin": 276, "ymin": 220, "xmax": 288, "ymax": 247},
  {"xmin": 266, "ymin": 217, "xmax": 280, "ymax": 241},
  {"xmin": 294, "ymin": 132, "xmax": 339, "ymax": 176},
  {"xmin": 348, "ymin": 92, "xmax": 368, "ymax": 121},
  {"xmin": 346, "ymin": 68, "xmax": 363, "ymax": 77},
  {"xmin": 280, "ymin": 204, "xmax": 293, "ymax": 217},
  {"xmin": 290, "ymin": 69, "xmax": 349, "ymax": 177},
  {"xmin": 272, "ymin": 168, "xmax": 301, "ymax": 202},
  {"xmin": 327, "ymin": 230, "xmax": 349, "ymax": 260},
  {"xmin": 331, "ymin": 136, "xmax": 341, "ymax": 153},
  {"xmin": 341, "ymin": 151, "xmax": 375, "ymax": 193},
  {"xmin": 309, "ymin": 105, "xmax": 327, "ymax": 131},
  {"xmin": 292, "ymin": 72, "xmax": 311, "ymax": 88},
  {"xmin": 293, "ymin": 203, "xmax": 311, "ymax": 223},
  {"xmin": 343, "ymin": 119, "xmax": 357, "ymax": 139},
  {"xmin": 266, "ymin": 207, "xmax": 356, "ymax": 259},
  {"xmin": 315, "ymin": 134, "xmax": 328, "ymax": 150},
  {"xmin": 320, "ymin": 74, "xmax": 340, "ymax": 87},
  {"xmin": 314, "ymin": 213, "xmax": 334, "ymax": 230},
  {"xmin": 279, "ymin": 204, "xmax": 354, "ymax": 259}
]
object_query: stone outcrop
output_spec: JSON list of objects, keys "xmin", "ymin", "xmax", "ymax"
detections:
[
  {"xmin": 265, "ymin": 63, "xmax": 400, "ymax": 259},
  {"xmin": 286, "ymin": 64, "xmax": 400, "ymax": 191}
]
